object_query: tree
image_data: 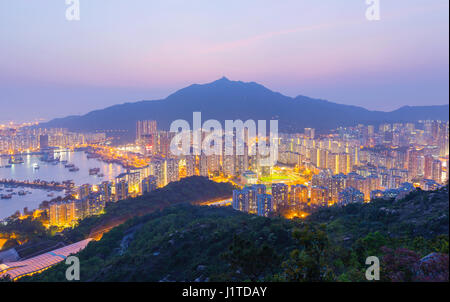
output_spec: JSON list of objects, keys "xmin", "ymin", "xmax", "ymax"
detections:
[
  {"xmin": 222, "ymin": 235, "xmax": 279, "ymax": 281},
  {"xmin": 353, "ymin": 232, "xmax": 387, "ymax": 266},
  {"xmin": 381, "ymin": 247, "xmax": 420, "ymax": 282},
  {"xmin": 281, "ymin": 224, "xmax": 332, "ymax": 281}
]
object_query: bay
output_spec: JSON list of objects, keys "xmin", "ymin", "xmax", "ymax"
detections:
[{"xmin": 0, "ymin": 151, "xmax": 125, "ymax": 219}]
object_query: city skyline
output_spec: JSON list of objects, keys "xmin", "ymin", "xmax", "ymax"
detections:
[
  {"xmin": 0, "ymin": 1, "xmax": 449, "ymax": 286},
  {"xmin": 1, "ymin": 0, "xmax": 449, "ymax": 123}
]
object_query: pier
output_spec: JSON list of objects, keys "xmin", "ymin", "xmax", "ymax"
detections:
[{"xmin": 0, "ymin": 179, "xmax": 74, "ymax": 191}]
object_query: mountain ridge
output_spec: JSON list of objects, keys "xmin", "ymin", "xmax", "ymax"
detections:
[{"xmin": 39, "ymin": 78, "xmax": 449, "ymax": 140}]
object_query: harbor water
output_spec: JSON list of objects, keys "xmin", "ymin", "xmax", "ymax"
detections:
[{"xmin": 0, "ymin": 151, "xmax": 125, "ymax": 219}]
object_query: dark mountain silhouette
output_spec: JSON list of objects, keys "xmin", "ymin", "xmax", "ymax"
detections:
[{"xmin": 40, "ymin": 77, "xmax": 449, "ymax": 140}]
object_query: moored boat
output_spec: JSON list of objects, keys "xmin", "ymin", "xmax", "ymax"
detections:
[
  {"xmin": 89, "ymin": 168, "xmax": 100, "ymax": 175},
  {"xmin": 8, "ymin": 157, "xmax": 24, "ymax": 164}
]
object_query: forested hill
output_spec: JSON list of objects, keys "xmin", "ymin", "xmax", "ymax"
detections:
[
  {"xmin": 308, "ymin": 185, "xmax": 449, "ymax": 243},
  {"xmin": 65, "ymin": 176, "xmax": 234, "ymax": 242},
  {"xmin": 0, "ymin": 176, "xmax": 234, "ymax": 252},
  {"xmin": 22, "ymin": 185, "xmax": 448, "ymax": 282}
]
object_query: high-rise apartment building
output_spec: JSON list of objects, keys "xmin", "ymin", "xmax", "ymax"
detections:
[
  {"xmin": 271, "ymin": 183, "xmax": 288, "ymax": 210},
  {"xmin": 304, "ymin": 128, "xmax": 315, "ymax": 139},
  {"xmin": 257, "ymin": 194, "xmax": 273, "ymax": 217},
  {"xmin": 136, "ymin": 120, "xmax": 157, "ymax": 141}
]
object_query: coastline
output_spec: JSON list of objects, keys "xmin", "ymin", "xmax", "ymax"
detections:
[{"xmin": 0, "ymin": 150, "xmax": 125, "ymax": 220}]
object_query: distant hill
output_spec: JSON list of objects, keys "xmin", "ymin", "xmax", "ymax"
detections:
[{"xmin": 40, "ymin": 77, "xmax": 449, "ymax": 141}]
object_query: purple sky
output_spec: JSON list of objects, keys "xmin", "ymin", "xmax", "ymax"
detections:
[{"xmin": 0, "ymin": 0, "xmax": 448, "ymax": 123}]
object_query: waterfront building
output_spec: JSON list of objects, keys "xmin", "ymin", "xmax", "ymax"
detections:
[
  {"xmin": 99, "ymin": 181, "xmax": 113, "ymax": 203},
  {"xmin": 115, "ymin": 180, "xmax": 129, "ymax": 201},
  {"xmin": 85, "ymin": 193, "xmax": 106, "ymax": 216},
  {"xmin": 39, "ymin": 135, "xmax": 49, "ymax": 149},
  {"xmin": 128, "ymin": 170, "xmax": 141, "ymax": 194},
  {"xmin": 49, "ymin": 199, "xmax": 83, "ymax": 227},
  {"xmin": 77, "ymin": 184, "xmax": 91, "ymax": 199}
]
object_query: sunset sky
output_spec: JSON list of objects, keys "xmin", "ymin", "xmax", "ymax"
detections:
[{"xmin": 0, "ymin": 0, "xmax": 448, "ymax": 123}]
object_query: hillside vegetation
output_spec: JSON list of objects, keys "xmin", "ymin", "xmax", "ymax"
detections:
[
  {"xmin": 23, "ymin": 185, "xmax": 449, "ymax": 282},
  {"xmin": 0, "ymin": 177, "xmax": 233, "ymax": 255}
]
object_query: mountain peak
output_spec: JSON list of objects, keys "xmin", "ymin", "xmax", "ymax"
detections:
[
  {"xmin": 39, "ymin": 78, "xmax": 449, "ymax": 142},
  {"xmin": 210, "ymin": 76, "xmax": 232, "ymax": 85},
  {"xmin": 206, "ymin": 76, "xmax": 231, "ymax": 84}
]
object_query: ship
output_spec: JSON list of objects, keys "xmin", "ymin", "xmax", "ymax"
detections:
[
  {"xmin": 1, "ymin": 194, "xmax": 12, "ymax": 199},
  {"xmin": 86, "ymin": 153, "xmax": 100, "ymax": 159},
  {"xmin": 89, "ymin": 168, "xmax": 100, "ymax": 175},
  {"xmin": 8, "ymin": 156, "xmax": 24, "ymax": 164},
  {"xmin": 33, "ymin": 163, "xmax": 40, "ymax": 169},
  {"xmin": 18, "ymin": 190, "xmax": 26, "ymax": 196},
  {"xmin": 69, "ymin": 167, "xmax": 80, "ymax": 172},
  {"xmin": 65, "ymin": 163, "xmax": 75, "ymax": 168},
  {"xmin": 62, "ymin": 180, "xmax": 75, "ymax": 188},
  {"xmin": 40, "ymin": 152, "xmax": 55, "ymax": 162}
]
